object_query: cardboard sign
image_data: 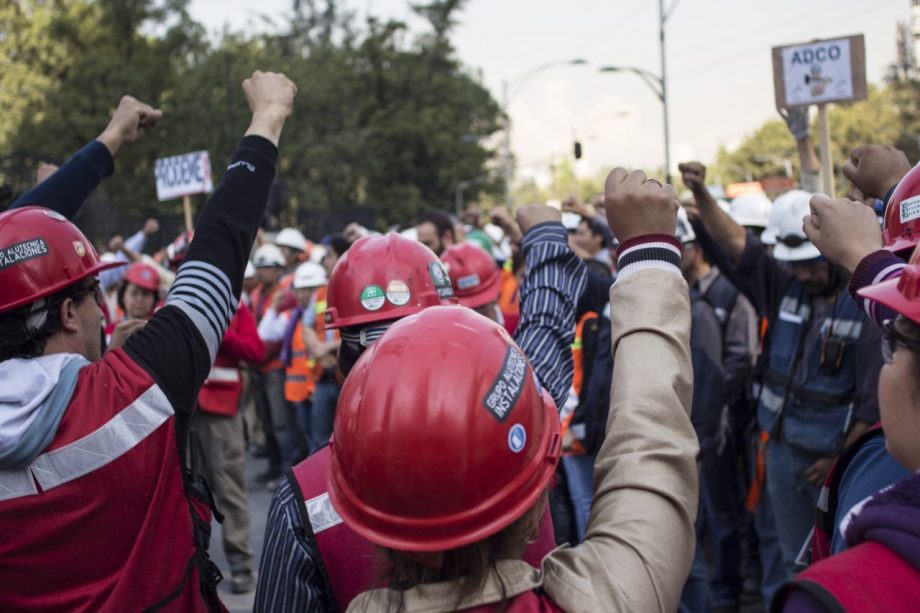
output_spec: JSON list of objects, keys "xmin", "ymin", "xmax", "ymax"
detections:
[
  {"xmin": 154, "ymin": 151, "xmax": 213, "ymax": 201},
  {"xmin": 772, "ymin": 35, "xmax": 866, "ymax": 108}
]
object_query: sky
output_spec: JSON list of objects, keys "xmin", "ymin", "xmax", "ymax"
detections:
[{"xmin": 189, "ymin": 0, "xmax": 909, "ymax": 184}]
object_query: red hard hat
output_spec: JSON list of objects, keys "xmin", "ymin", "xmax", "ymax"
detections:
[
  {"xmin": 883, "ymin": 163, "xmax": 920, "ymax": 256},
  {"xmin": 324, "ymin": 233, "xmax": 454, "ymax": 329},
  {"xmin": 0, "ymin": 207, "xmax": 124, "ymax": 314},
  {"xmin": 123, "ymin": 262, "xmax": 160, "ymax": 293},
  {"xmin": 858, "ymin": 241, "xmax": 920, "ymax": 324},
  {"xmin": 328, "ymin": 306, "xmax": 561, "ymax": 552},
  {"xmin": 441, "ymin": 242, "xmax": 501, "ymax": 309}
]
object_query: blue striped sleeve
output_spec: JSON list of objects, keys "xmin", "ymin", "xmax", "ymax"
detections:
[
  {"xmin": 514, "ymin": 222, "xmax": 587, "ymax": 410},
  {"xmin": 254, "ymin": 477, "xmax": 328, "ymax": 613}
]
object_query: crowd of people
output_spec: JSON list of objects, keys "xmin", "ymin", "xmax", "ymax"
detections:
[{"xmin": 1, "ymin": 68, "xmax": 920, "ymax": 613}]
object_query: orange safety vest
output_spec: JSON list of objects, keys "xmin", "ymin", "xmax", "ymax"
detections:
[
  {"xmin": 562, "ymin": 311, "xmax": 597, "ymax": 457},
  {"xmin": 284, "ymin": 317, "xmax": 315, "ymax": 403}
]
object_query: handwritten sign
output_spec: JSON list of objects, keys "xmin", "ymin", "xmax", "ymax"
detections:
[{"xmin": 154, "ymin": 151, "xmax": 213, "ymax": 201}]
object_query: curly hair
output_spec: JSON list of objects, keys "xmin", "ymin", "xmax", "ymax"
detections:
[{"xmin": 0, "ymin": 283, "xmax": 94, "ymax": 363}]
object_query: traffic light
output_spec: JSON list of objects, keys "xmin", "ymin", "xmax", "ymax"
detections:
[{"xmin": 573, "ymin": 141, "xmax": 582, "ymax": 159}]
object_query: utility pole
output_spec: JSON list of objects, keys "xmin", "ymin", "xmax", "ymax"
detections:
[{"xmin": 659, "ymin": 0, "xmax": 672, "ymax": 184}]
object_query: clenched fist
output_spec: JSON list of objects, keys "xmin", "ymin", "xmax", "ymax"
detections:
[
  {"xmin": 602, "ymin": 168, "xmax": 678, "ymax": 244},
  {"xmin": 678, "ymin": 161, "xmax": 707, "ymax": 194},
  {"xmin": 97, "ymin": 95, "xmax": 162, "ymax": 156},
  {"xmin": 243, "ymin": 71, "xmax": 298, "ymax": 146},
  {"xmin": 842, "ymin": 145, "xmax": 911, "ymax": 201}
]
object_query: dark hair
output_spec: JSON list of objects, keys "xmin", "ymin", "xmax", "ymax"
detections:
[
  {"xmin": 415, "ymin": 210, "xmax": 455, "ymax": 242},
  {"xmin": 580, "ymin": 216, "xmax": 613, "ymax": 249},
  {"xmin": 327, "ymin": 234, "xmax": 351, "ymax": 258},
  {"xmin": 375, "ymin": 491, "xmax": 548, "ymax": 611},
  {"xmin": 0, "ymin": 282, "xmax": 95, "ymax": 362}
]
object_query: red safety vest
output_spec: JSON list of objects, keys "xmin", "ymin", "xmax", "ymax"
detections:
[
  {"xmin": 199, "ymin": 303, "xmax": 264, "ymax": 416},
  {"xmin": 290, "ymin": 446, "xmax": 558, "ymax": 611},
  {"xmin": 0, "ymin": 349, "xmax": 223, "ymax": 612},
  {"xmin": 775, "ymin": 541, "xmax": 920, "ymax": 612}
]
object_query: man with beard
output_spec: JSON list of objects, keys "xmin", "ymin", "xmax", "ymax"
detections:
[{"xmin": 680, "ymin": 162, "xmax": 882, "ymax": 594}]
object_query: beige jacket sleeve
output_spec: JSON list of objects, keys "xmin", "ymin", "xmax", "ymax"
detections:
[{"xmin": 541, "ymin": 268, "xmax": 700, "ymax": 612}]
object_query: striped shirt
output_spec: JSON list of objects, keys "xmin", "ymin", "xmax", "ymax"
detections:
[
  {"xmin": 849, "ymin": 249, "xmax": 907, "ymax": 325},
  {"xmin": 253, "ymin": 220, "xmax": 587, "ymax": 612}
]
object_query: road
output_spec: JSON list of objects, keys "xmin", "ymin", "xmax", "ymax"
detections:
[{"xmin": 209, "ymin": 451, "xmax": 276, "ymax": 613}]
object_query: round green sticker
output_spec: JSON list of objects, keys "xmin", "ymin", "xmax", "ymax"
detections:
[{"xmin": 360, "ymin": 284, "xmax": 385, "ymax": 311}]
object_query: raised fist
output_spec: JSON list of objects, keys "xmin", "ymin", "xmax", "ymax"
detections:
[
  {"xmin": 515, "ymin": 204, "xmax": 561, "ymax": 236},
  {"xmin": 842, "ymin": 144, "xmax": 911, "ymax": 201},
  {"xmin": 242, "ymin": 71, "xmax": 297, "ymax": 123},
  {"xmin": 603, "ymin": 169, "xmax": 678, "ymax": 244},
  {"xmin": 97, "ymin": 95, "xmax": 162, "ymax": 155},
  {"xmin": 678, "ymin": 162, "xmax": 707, "ymax": 194}
]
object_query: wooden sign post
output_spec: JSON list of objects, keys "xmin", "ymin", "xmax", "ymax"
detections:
[{"xmin": 772, "ymin": 35, "xmax": 867, "ymax": 197}]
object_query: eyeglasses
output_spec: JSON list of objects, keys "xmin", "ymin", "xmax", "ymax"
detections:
[
  {"xmin": 72, "ymin": 281, "xmax": 104, "ymax": 307},
  {"xmin": 881, "ymin": 319, "xmax": 920, "ymax": 364}
]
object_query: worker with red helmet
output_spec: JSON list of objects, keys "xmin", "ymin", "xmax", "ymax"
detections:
[
  {"xmin": 255, "ymin": 206, "xmax": 587, "ymax": 611},
  {"xmin": 441, "ymin": 241, "xmax": 503, "ymax": 324},
  {"xmin": 320, "ymin": 168, "xmax": 697, "ymax": 611},
  {"xmin": 773, "ymin": 241, "xmax": 920, "ymax": 611},
  {"xmin": 0, "ymin": 70, "xmax": 296, "ymax": 611}
]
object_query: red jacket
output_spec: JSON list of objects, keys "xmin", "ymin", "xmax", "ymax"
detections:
[{"xmin": 198, "ymin": 302, "xmax": 263, "ymax": 416}]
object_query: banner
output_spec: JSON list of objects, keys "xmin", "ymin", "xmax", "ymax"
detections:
[{"xmin": 154, "ymin": 151, "xmax": 213, "ymax": 201}]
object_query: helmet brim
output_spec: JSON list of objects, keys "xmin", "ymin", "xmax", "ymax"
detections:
[{"xmin": 772, "ymin": 241, "xmax": 821, "ymax": 262}]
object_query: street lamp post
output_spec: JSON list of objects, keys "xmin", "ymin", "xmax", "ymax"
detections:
[
  {"xmin": 502, "ymin": 58, "xmax": 587, "ymax": 207},
  {"xmin": 600, "ymin": 0, "xmax": 679, "ymax": 184}
]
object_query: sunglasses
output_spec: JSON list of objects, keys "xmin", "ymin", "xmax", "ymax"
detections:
[
  {"xmin": 881, "ymin": 319, "xmax": 920, "ymax": 364},
  {"xmin": 73, "ymin": 280, "xmax": 104, "ymax": 307}
]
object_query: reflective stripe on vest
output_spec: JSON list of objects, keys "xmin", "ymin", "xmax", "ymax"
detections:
[
  {"xmin": 205, "ymin": 365, "xmax": 240, "ymax": 384},
  {"xmin": 0, "ymin": 384, "xmax": 173, "ymax": 501}
]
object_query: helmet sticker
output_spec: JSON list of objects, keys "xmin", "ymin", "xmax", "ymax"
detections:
[
  {"xmin": 508, "ymin": 424, "xmax": 527, "ymax": 453},
  {"xmin": 360, "ymin": 285, "xmax": 385, "ymax": 311},
  {"xmin": 0, "ymin": 238, "xmax": 49, "ymax": 271},
  {"xmin": 900, "ymin": 195, "xmax": 920, "ymax": 224},
  {"xmin": 429, "ymin": 262, "xmax": 454, "ymax": 298},
  {"xmin": 73, "ymin": 241, "xmax": 86, "ymax": 258},
  {"xmin": 456, "ymin": 274, "xmax": 481, "ymax": 290},
  {"xmin": 385, "ymin": 280, "xmax": 411, "ymax": 306},
  {"xmin": 482, "ymin": 345, "xmax": 528, "ymax": 422}
]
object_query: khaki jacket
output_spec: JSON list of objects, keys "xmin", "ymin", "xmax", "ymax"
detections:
[{"xmin": 349, "ymin": 269, "xmax": 699, "ymax": 612}]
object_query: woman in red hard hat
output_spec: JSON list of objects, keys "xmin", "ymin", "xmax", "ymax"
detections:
[
  {"xmin": 774, "ymin": 242, "xmax": 920, "ymax": 611},
  {"xmin": 325, "ymin": 169, "xmax": 699, "ymax": 612},
  {"xmin": 103, "ymin": 262, "xmax": 161, "ymax": 343}
]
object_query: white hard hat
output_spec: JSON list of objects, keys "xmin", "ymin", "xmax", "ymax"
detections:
[
  {"xmin": 400, "ymin": 227, "xmax": 418, "ymax": 242},
  {"xmin": 770, "ymin": 190, "xmax": 820, "ymax": 261},
  {"xmin": 275, "ymin": 227, "xmax": 307, "ymax": 251},
  {"xmin": 561, "ymin": 212, "xmax": 581, "ymax": 231},
  {"xmin": 244, "ymin": 260, "xmax": 256, "ymax": 280},
  {"xmin": 292, "ymin": 261, "xmax": 328, "ymax": 289},
  {"xmin": 253, "ymin": 244, "xmax": 286, "ymax": 268},
  {"xmin": 676, "ymin": 206, "xmax": 696, "ymax": 244},
  {"xmin": 483, "ymin": 223, "xmax": 504, "ymax": 244},
  {"xmin": 730, "ymin": 193, "xmax": 773, "ymax": 229},
  {"xmin": 309, "ymin": 244, "xmax": 327, "ymax": 264}
]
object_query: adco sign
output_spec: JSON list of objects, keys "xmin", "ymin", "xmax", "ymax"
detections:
[{"xmin": 772, "ymin": 35, "xmax": 867, "ymax": 108}]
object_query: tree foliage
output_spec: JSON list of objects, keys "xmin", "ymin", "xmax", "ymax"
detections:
[{"xmin": 0, "ymin": 0, "xmax": 503, "ymax": 233}]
